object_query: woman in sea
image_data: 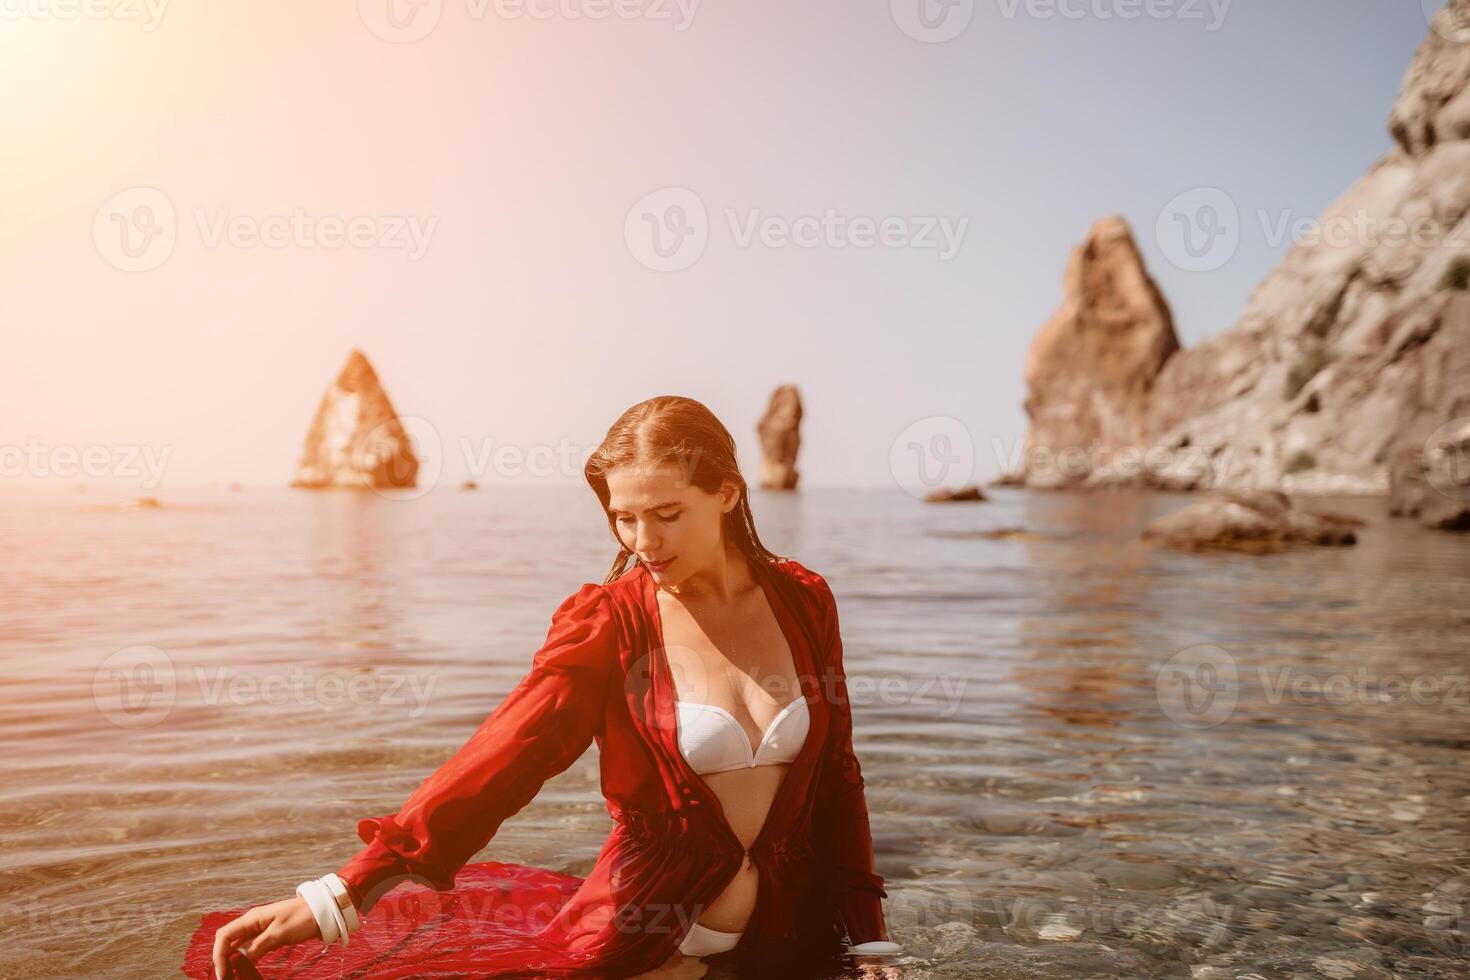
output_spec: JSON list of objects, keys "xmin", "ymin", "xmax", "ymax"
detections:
[{"xmin": 188, "ymin": 395, "xmax": 904, "ymax": 979}]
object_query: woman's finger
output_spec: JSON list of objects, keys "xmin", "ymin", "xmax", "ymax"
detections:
[
  {"xmin": 212, "ymin": 918, "xmax": 244, "ymax": 980},
  {"xmin": 240, "ymin": 924, "xmax": 281, "ymax": 962},
  {"xmin": 212, "ymin": 911, "xmax": 262, "ymax": 980}
]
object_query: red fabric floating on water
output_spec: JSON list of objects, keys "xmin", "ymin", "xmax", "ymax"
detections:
[{"xmin": 180, "ymin": 861, "xmax": 588, "ymax": 979}]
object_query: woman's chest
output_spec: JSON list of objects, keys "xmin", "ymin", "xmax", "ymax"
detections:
[{"xmin": 655, "ymin": 588, "xmax": 803, "ymax": 724}]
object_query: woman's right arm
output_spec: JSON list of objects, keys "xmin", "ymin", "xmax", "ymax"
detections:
[
  {"xmin": 337, "ymin": 582, "xmax": 620, "ymax": 907},
  {"xmin": 210, "ymin": 583, "xmax": 621, "ymax": 978}
]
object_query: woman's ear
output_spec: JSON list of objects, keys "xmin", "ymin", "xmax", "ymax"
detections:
[{"xmin": 719, "ymin": 481, "xmax": 740, "ymax": 514}]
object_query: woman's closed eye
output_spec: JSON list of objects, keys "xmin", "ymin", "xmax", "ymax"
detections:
[{"xmin": 617, "ymin": 513, "xmax": 680, "ymax": 525}]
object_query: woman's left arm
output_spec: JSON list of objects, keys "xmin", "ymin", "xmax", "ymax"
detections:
[{"xmin": 806, "ymin": 571, "xmax": 893, "ymax": 949}]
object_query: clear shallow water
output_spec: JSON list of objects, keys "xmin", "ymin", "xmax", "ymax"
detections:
[{"xmin": 3, "ymin": 484, "xmax": 1469, "ymax": 979}]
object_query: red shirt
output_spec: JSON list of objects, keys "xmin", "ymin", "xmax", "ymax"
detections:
[{"xmin": 336, "ymin": 556, "xmax": 888, "ymax": 976}]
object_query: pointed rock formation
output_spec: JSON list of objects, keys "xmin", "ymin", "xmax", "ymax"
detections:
[
  {"xmin": 757, "ymin": 386, "xmax": 803, "ymax": 490},
  {"xmin": 1014, "ymin": 1, "xmax": 1470, "ymax": 506},
  {"xmin": 290, "ymin": 350, "xmax": 419, "ymax": 490},
  {"xmin": 1016, "ymin": 216, "xmax": 1180, "ymax": 489}
]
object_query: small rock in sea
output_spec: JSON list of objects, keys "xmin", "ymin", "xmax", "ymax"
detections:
[
  {"xmin": 924, "ymin": 484, "xmax": 988, "ymax": 503},
  {"xmin": 978, "ymin": 526, "xmax": 1039, "ymax": 541},
  {"xmin": 118, "ymin": 496, "xmax": 162, "ymax": 510},
  {"xmin": 1141, "ymin": 489, "xmax": 1359, "ymax": 553},
  {"xmin": 461, "ymin": 480, "xmax": 478, "ymax": 491}
]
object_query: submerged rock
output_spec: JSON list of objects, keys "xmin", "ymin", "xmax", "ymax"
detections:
[
  {"xmin": 1388, "ymin": 419, "xmax": 1470, "ymax": 531},
  {"xmin": 1141, "ymin": 489, "xmax": 1360, "ymax": 553},
  {"xmin": 290, "ymin": 349, "xmax": 419, "ymax": 490},
  {"xmin": 925, "ymin": 484, "xmax": 988, "ymax": 502}
]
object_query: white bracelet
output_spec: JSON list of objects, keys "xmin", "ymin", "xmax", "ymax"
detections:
[
  {"xmin": 296, "ymin": 879, "xmax": 341, "ymax": 949},
  {"xmin": 323, "ymin": 885, "xmax": 350, "ymax": 950},
  {"xmin": 848, "ymin": 940, "xmax": 903, "ymax": 956},
  {"xmin": 320, "ymin": 873, "xmax": 361, "ymax": 935}
]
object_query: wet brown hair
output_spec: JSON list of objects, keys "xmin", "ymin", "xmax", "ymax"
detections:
[{"xmin": 584, "ymin": 395, "xmax": 786, "ymax": 585}]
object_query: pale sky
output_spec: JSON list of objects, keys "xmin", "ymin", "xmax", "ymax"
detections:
[{"xmin": 1, "ymin": 0, "xmax": 1439, "ymax": 491}]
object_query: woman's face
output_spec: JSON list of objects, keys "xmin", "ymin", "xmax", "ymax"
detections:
[{"xmin": 605, "ymin": 462, "xmax": 739, "ymax": 586}]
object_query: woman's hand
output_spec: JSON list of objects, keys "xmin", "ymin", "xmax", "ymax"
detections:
[{"xmin": 210, "ymin": 896, "xmax": 325, "ymax": 979}]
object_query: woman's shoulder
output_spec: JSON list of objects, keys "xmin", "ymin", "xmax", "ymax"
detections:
[
  {"xmin": 768, "ymin": 555, "xmax": 833, "ymax": 595},
  {"xmin": 764, "ymin": 556, "xmax": 839, "ymax": 625}
]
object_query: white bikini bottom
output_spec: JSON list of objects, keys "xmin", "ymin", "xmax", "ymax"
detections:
[{"xmin": 678, "ymin": 921, "xmax": 742, "ymax": 956}]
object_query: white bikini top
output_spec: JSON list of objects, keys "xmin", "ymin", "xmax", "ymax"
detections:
[{"xmin": 675, "ymin": 695, "xmax": 810, "ymax": 776}]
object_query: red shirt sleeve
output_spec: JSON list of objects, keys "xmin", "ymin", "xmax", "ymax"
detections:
[
  {"xmin": 336, "ymin": 582, "xmax": 620, "ymax": 910},
  {"xmin": 807, "ymin": 570, "xmax": 890, "ymax": 945}
]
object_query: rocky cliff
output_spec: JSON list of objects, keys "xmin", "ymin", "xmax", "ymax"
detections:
[{"xmin": 1012, "ymin": 0, "xmax": 1470, "ymax": 505}]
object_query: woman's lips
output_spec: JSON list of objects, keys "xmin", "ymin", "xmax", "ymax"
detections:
[{"xmin": 644, "ymin": 556, "xmax": 675, "ymax": 571}]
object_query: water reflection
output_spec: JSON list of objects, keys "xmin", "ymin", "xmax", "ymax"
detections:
[{"xmin": 0, "ymin": 485, "xmax": 1466, "ymax": 978}]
